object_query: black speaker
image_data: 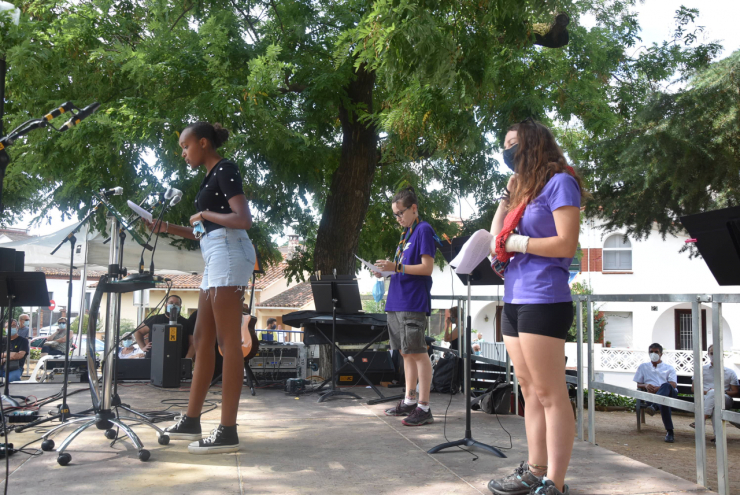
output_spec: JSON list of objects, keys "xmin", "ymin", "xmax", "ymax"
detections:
[
  {"xmin": 334, "ymin": 350, "xmax": 396, "ymax": 385},
  {"xmin": 150, "ymin": 323, "xmax": 183, "ymax": 388}
]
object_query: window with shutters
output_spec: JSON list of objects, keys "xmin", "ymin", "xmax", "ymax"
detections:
[{"xmin": 602, "ymin": 234, "xmax": 632, "ymax": 271}]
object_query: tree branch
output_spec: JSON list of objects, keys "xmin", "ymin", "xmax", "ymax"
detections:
[
  {"xmin": 171, "ymin": 1, "xmax": 194, "ymax": 32},
  {"xmin": 269, "ymin": 0, "xmax": 286, "ymax": 37},
  {"xmin": 230, "ymin": 0, "xmax": 261, "ymax": 44},
  {"xmin": 278, "ymin": 73, "xmax": 307, "ymax": 94}
]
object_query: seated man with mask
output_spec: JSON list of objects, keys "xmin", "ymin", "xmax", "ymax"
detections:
[
  {"xmin": 690, "ymin": 344, "xmax": 740, "ymax": 442},
  {"xmin": 41, "ymin": 317, "xmax": 71, "ymax": 356},
  {"xmin": 18, "ymin": 314, "xmax": 31, "ymax": 338},
  {"xmin": 633, "ymin": 343, "xmax": 679, "ymax": 443},
  {"xmin": 119, "ymin": 336, "xmax": 146, "ymax": 359},
  {"xmin": 134, "ymin": 295, "xmax": 194, "ymax": 360},
  {"xmin": 1, "ymin": 323, "xmax": 30, "ymax": 382}
]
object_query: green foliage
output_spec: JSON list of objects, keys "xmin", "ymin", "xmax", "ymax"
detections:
[
  {"xmin": 568, "ymin": 281, "xmax": 606, "ymax": 343},
  {"xmin": 30, "ymin": 348, "xmax": 42, "ymax": 361},
  {"xmin": 583, "ymin": 389, "xmax": 636, "ymax": 409},
  {"xmin": 0, "ymin": 0, "xmax": 723, "ymax": 277},
  {"xmin": 119, "ymin": 319, "xmax": 137, "ymax": 336},
  {"xmin": 361, "ymin": 295, "xmax": 386, "ymax": 314},
  {"xmin": 69, "ymin": 314, "xmax": 101, "ymax": 334}
]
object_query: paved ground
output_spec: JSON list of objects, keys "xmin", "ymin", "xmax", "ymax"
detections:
[{"xmin": 1, "ymin": 381, "xmax": 718, "ymax": 494}]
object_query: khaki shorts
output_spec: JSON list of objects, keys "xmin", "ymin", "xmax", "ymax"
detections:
[{"xmin": 387, "ymin": 311, "xmax": 428, "ymax": 354}]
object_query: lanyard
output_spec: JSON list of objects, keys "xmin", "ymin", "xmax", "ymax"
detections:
[{"xmin": 394, "ymin": 218, "xmax": 419, "ymax": 265}]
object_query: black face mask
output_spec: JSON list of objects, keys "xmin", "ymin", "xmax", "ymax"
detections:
[{"xmin": 502, "ymin": 144, "xmax": 518, "ymax": 172}]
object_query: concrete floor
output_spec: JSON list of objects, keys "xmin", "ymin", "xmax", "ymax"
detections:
[{"xmin": 1, "ymin": 381, "xmax": 717, "ymax": 494}]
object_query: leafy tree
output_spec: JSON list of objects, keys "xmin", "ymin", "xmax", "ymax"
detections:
[
  {"xmin": 0, "ymin": 1, "xmax": 720, "ymax": 278},
  {"xmin": 568, "ymin": 281, "xmax": 605, "ymax": 343}
]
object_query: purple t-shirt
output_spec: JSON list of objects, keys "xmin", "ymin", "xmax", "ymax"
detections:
[
  {"xmin": 385, "ymin": 221, "xmax": 437, "ymax": 314},
  {"xmin": 504, "ymin": 173, "xmax": 581, "ymax": 304}
]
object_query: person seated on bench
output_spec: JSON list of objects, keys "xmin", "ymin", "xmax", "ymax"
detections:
[
  {"xmin": 633, "ymin": 342, "xmax": 678, "ymax": 443},
  {"xmin": 40, "ymin": 317, "xmax": 71, "ymax": 356},
  {"xmin": 0, "ymin": 324, "xmax": 29, "ymax": 382},
  {"xmin": 690, "ymin": 344, "xmax": 739, "ymax": 442}
]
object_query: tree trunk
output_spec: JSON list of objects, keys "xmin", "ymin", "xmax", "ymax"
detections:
[{"xmin": 313, "ymin": 65, "xmax": 377, "ymax": 275}]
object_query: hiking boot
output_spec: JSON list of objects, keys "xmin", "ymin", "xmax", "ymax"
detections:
[
  {"xmin": 529, "ymin": 479, "xmax": 569, "ymax": 495},
  {"xmin": 385, "ymin": 399, "xmax": 417, "ymax": 417},
  {"xmin": 162, "ymin": 415, "xmax": 202, "ymax": 441},
  {"xmin": 188, "ymin": 425, "xmax": 239, "ymax": 454},
  {"xmin": 488, "ymin": 461, "xmax": 543, "ymax": 495},
  {"xmin": 644, "ymin": 405, "xmax": 658, "ymax": 416},
  {"xmin": 665, "ymin": 431, "xmax": 675, "ymax": 443},
  {"xmin": 401, "ymin": 407, "xmax": 434, "ymax": 426}
]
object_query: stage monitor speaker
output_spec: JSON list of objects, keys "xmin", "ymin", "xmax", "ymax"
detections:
[
  {"xmin": 116, "ymin": 358, "xmax": 192, "ymax": 381},
  {"xmin": 150, "ymin": 323, "xmax": 183, "ymax": 388}
]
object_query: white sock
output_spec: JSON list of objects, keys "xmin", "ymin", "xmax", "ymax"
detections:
[
  {"xmin": 404, "ymin": 397, "xmax": 417, "ymax": 406},
  {"xmin": 418, "ymin": 403, "xmax": 430, "ymax": 412}
]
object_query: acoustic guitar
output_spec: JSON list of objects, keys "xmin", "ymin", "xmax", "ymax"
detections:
[{"xmin": 219, "ymin": 271, "xmax": 260, "ymax": 360}]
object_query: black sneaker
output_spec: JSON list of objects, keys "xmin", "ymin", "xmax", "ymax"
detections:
[
  {"xmin": 665, "ymin": 431, "xmax": 675, "ymax": 443},
  {"xmin": 188, "ymin": 425, "xmax": 239, "ymax": 454},
  {"xmin": 162, "ymin": 415, "xmax": 202, "ymax": 441},
  {"xmin": 401, "ymin": 407, "xmax": 434, "ymax": 426},
  {"xmin": 488, "ymin": 461, "xmax": 543, "ymax": 495},
  {"xmin": 385, "ymin": 400, "xmax": 417, "ymax": 417},
  {"xmin": 529, "ymin": 479, "xmax": 569, "ymax": 495}
]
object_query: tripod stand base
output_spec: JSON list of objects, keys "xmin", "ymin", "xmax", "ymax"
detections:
[
  {"xmin": 317, "ymin": 389, "xmax": 361, "ymax": 403},
  {"xmin": 427, "ymin": 436, "xmax": 507, "ymax": 457},
  {"xmin": 367, "ymin": 393, "xmax": 405, "ymax": 405}
]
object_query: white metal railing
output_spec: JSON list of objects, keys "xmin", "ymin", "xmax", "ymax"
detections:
[
  {"xmin": 579, "ymin": 294, "xmax": 740, "ymax": 495},
  {"xmin": 598, "ymin": 348, "xmax": 740, "ymax": 375},
  {"xmin": 480, "ymin": 341, "xmax": 508, "ymax": 363}
]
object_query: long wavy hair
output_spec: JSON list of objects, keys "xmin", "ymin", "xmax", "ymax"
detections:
[{"xmin": 507, "ymin": 119, "xmax": 590, "ymax": 210}]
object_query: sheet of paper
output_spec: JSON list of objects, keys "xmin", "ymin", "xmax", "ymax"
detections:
[
  {"xmin": 355, "ymin": 255, "xmax": 395, "ymax": 277},
  {"xmin": 127, "ymin": 200, "xmax": 153, "ymax": 223},
  {"xmin": 449, "ymin": 229, "xmax": 494, "ymax": 275}
]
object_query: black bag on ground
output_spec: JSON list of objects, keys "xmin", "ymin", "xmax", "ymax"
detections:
[
  {"xmin": 431, "ymin": 352, "xmax": 459, "ymax": 394},
  {"xmin": 471, "ymin": 380, "xmax": 512, "ymax": 414}
]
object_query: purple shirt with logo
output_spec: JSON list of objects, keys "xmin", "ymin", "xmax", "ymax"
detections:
[
  {"xmin": 504, "ymin": 173, "xmax": 581, "ymax": 304},
  {"xmin": 385, "ymin": 221, "xmax": 437, "ymax": 315}
]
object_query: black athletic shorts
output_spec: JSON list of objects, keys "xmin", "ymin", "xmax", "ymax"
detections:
[{"xmin": 501, "ymin": 302, "xmax": 574, "ymax": 340}]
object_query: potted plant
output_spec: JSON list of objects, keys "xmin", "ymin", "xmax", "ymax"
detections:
[{"xmin": 605, "ymin": 341, "xmax": 612, "ymax": 348}]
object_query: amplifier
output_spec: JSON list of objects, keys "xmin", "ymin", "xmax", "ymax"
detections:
[
  {"xmin": 251, "ymin": 343, "xmax": 307, "ymax": 380},
  {"xmin": 334, "ymin": 350, "xmax": 396, "ymax": 386},
  {"xmin": 116, "ymin": 358, "xmax": 192, "ymax": 381},
  {"xmin": 150, "ymin": 323, "xmax": 183, "ymax": 388},
  {"xmin": 44, "ymin": 357, "xmax": 100, "ymax": 383}
]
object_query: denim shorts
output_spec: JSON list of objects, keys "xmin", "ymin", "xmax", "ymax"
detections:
[{"xmin": 199, "ymin": 227, "xmax": 256, "ymax": 291}]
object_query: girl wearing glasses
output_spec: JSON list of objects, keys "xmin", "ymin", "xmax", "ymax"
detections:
[
  {"xmin": 487, "ymin": 119, "xmax": 588, "ymax": 495},
  {"xmin": 375, "ymin": 187, "xmax": 438, "ymax": 426},
  {"xmin": 145, "ymin": 122, "xmax": 255, "ymax": 454}
]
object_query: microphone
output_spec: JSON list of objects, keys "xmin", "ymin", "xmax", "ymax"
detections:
[
  {"xmin": 59, "ymin": 102, "xmax": 101, "ymax": 131},
  {"xmin": 100, "ymin": 187, "xmax": 123, "ymax": 196},
  {"xmin": 169, "ymin": 191, "xmax": 183, "ymax": 207},
  {"xmin": 43, "ymin": 102, "xmax": 75, "ymax": 122},
  {"xmin": 164, "ymin": 188, "xmax": 176, "ymax": 200}
]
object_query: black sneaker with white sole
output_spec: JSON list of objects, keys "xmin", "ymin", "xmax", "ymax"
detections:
[
  {"xmin": 188, "ymin": 425, "xmax": 239, "ymax": 454},
  {"xmin": 401, "ymin": 407, "xmax": 434, "ymax": 426},
  {"xmin": 162, "ymin": 415, "xmax": 202, "ymax": 441},
  {"xmin": 385, "ymin": 399, "xmax": 417, "ymax": 417}
]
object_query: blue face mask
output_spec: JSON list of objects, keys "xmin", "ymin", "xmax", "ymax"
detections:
[
  {"xmin": 21, "ymin": 320, "xmax": 30, "ymax": 328},
  {"xmin": 10, "ymin": 327, "xmax": 17, "ymax": 336},
  {"xmin": 122, "ymin": 339, "xmax": 134, "ymax": 347},
  {"xmin": 167, "ymin": 304, "xmax": 180, "ymax": 316},
  {"xmin": 59, "ymin": 323, "xmax": 66, "ymax": 330}
]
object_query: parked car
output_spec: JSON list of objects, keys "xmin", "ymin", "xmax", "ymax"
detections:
[{"xmin": 36, "ymin": 325, "xmax": 57, "ymax": 337}]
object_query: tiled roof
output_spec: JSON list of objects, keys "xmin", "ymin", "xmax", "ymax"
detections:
[
  {"xmin": 38, "ymin": 267, "xmax": 105, "ymax": 279},
  {"xmin": 0, "ymin": 229, "xmax": 33, "ymax": 242},
  {"xmin": 257, "ymin": 282, "xmax": 313, "ymax": 308},
  {"xmin": 254, "ymin": 259, "xmax": 289, "ymax": 289},
  {"xmin": 166, "ymin": 274, "xmax": 203, "ymax": 289}
]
